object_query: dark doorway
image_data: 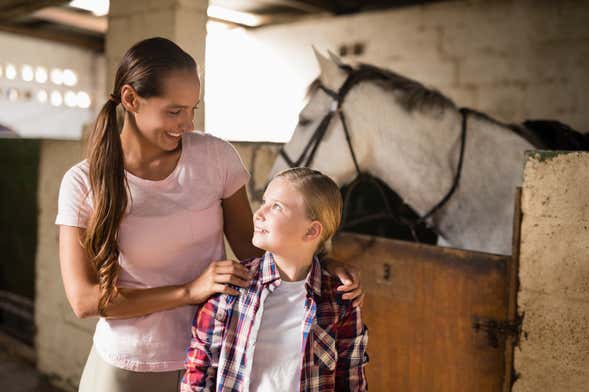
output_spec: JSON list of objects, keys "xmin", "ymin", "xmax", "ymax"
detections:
[{"xmin": 0, "ymin": 138, "xmax": 39, "ymax": 346}]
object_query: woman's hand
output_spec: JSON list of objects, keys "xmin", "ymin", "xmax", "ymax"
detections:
[
  {"xmin": 184, "ymin": 260, "xmax": 252, "ymax": 304},
  {"xmin": 323, "ymin": 257, "xmax": 365, "ymax": 308}
]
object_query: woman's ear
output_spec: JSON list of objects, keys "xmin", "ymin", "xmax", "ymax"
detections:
[
  {"xmin": 304, "ymin": 221, "xmax": 323, "ymax": 242},
  {"xmin": 120, "ymin": 84, "xmax": 140, "ymax": 113}
]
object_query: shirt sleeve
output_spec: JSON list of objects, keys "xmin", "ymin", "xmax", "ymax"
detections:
[
  {"xmin": 55, "ymin": 165, "xmax": 92, "ymax": 228},
  {"xmin": 181, "ymin": 294, "xmax": 226, "ymax": 392},
  {"xmin": 214, "ymin": 138, "xmax": 250, "ymax": 199},
  {"xmin": 335, "ymin": 305, "xmax": 369, "ymax": 391}
]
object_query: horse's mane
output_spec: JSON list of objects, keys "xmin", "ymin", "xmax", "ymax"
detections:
[
  {"xmin": 307, "ymin": 62, "xmax": 456, "ymax": 114},
  {"xmin": 306, "ymin": 61, "xmax": 558, "ymax": 148}
]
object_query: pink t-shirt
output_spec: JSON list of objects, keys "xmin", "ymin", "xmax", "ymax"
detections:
[{"xmin": 55, "ymin": 131, "xmax": 250, "ymax": 372}]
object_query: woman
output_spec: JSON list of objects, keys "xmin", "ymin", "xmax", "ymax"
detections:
[{"xmin": 56, "ymin": 37, "xmax": 363, "ymax": 391}]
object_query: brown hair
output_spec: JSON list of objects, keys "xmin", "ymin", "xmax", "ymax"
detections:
[
  {"xmin": 84, "ymin": 37, "xmax": 197, "ymax": 315},
  {"xmin": 274, "ymin": 167, "xmax": 342, "ymax": 256}
]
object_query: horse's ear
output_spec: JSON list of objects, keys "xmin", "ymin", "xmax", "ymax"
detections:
[
  {"xmin": 327, "ymin": 50, "xmax": 344, "ymax": 66},
  {"xmin": 312, "ymin": 46, "xmax": 329, "ymax": 70},
  {"xmin": 312, "ymin": 46, "xmax": 347, "ymax": 91}
]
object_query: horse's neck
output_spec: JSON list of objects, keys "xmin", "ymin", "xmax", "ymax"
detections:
[
  {"xmin": 351, "ymin": 88, "xmax": 462, "ymax": 216},
  {"xmin": 436, "ymin": 113, "xmax": 532, "ymax": 254},
  {"xmin": 352, "ymin": 90, "xmax": 533, "ymax": 254}
]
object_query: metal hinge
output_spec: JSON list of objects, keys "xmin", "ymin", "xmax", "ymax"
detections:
[{"xmin": 472, "ymin": 313, "xmax": 525, "ymax": 348}]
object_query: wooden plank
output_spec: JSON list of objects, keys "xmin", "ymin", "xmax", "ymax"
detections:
[{"xmin": 332, "ymin": 233, "xmax": 511, "ymax": 391}]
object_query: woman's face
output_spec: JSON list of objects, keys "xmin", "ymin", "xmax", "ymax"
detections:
[
  {"xmin": 252, "ymin": 177, "xmax": 321, "ymax": 255},
  {"xmin": 132, "ymin": 69, "xmax": 200, "ymax": 151}
]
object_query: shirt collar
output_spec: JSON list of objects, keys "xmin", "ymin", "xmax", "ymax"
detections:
[{"xmin": 259, "ymin": 252, "xmax": 322, "ymax": 297}]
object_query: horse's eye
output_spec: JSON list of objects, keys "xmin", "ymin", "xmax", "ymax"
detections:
[{"xmin": 298, "ymin": 116, "xmax": 312, "ymax": 127}]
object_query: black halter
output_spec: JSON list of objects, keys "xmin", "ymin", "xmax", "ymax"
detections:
[
  {"xmin": 278, "ymin": 66, "xmax": 469, "ymax": 239},
  {"xmin": 279, "ymin": 85, "xmax": 361, "ymax": 174}
]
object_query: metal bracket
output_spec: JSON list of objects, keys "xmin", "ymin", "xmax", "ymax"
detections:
[{"xmin": 472, "ymin": 313, "xmax": 525, "ymax": 348}]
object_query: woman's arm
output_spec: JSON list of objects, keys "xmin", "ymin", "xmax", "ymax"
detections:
[
  {"xmin": 59, "ymin": 225, "xmax": 251, "ymax": 319},
  {"xmin": 222, "ymin": 186, "xmax": 264, "ymax": 260}
]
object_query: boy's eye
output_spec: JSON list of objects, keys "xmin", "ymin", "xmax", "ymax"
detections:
[
  {"xmin": 169, "ymin": 110, "xmax": 181, "ymax": 116},
  {"xmin": 272, "ymin": 203, "xmax": 282, "ymax": 211}
]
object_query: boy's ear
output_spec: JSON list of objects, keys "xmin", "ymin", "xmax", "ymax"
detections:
[{"xmin": 305, "ymin": 221, "xmax": 323, "ymax": 242}]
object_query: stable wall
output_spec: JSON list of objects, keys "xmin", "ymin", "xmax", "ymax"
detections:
[
  {"xmin": 515, "ymin": 151, "xmax": 589, "ymax": 391},
  {"xmin": 31, "ymin": 0, "xmax": 589, "ymax": 389}
]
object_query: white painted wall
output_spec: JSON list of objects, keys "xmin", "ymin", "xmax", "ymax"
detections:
[{"xmin": 0, "ymin": 32, "xmax": 105, "ymax": 139}]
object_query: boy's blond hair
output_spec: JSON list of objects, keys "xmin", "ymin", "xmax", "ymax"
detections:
[{"xmin": 274, "ymin": 167, "xmax": 342, "ymax": 255}]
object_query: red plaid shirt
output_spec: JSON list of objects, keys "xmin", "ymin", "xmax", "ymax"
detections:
[{"xmin": 181, "ymin": 252, "xmax": 368, "ymax": 391}]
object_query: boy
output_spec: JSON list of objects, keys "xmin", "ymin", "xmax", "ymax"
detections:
[{"xmin": 182, "ymin": 167, "xmax": 368, "ymax": 391}]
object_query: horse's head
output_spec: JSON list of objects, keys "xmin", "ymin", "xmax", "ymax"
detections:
[{"xmin": 270, "ymin": 49, "xmax": 368, "ymax": 185}]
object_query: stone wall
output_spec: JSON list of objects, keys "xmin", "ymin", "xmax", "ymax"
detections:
[{"xmin": 515, "ymin": 151, "xmax": 589, "ymax": 391}]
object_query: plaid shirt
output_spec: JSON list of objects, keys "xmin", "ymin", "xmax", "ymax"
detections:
[{"xmin": 181, "ymin": 252, "xmax": 368, "ymax": 392}]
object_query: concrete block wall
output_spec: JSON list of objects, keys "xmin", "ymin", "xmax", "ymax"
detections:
[
  {"xmin": 515, "ymin": 151, "xmax": 589, "ymax": 391},
  {"xmin": 35, "ymin": 140, "xmax": 95, "ymax": 391},
  {"xmin": 244, "ymin": 0, "xmax": 589, "ymax": 132},
  {"xmin": 0, "ymin": 31, "xmax": 105, "ymax": 139}
]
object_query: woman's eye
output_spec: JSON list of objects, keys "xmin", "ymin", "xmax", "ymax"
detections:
[{"xmin": 169, "ymin": 111, "xmax": 181, "ymax": 116}]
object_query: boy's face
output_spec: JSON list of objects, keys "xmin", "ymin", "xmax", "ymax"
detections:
[{"xmin": 252, "ymin": 177, "xmax": 320, "ymax": 255}]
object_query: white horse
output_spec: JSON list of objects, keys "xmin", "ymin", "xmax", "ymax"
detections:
[{"xmin": 270, "ymin": 50, "xmax": 535, "ymax": 255}]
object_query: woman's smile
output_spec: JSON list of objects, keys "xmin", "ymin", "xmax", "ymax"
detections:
[{"xmin": 165, "ymin": 131, "xmax": 183, "ymax": 138}]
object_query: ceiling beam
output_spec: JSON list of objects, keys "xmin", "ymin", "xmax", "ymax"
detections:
[
  {"xmin": 258, "ymin": 0, "xmax": 332, "ymax": 13},
  {"xmin": 32, "ymin": 7, "xmax": 107, "ymax": 34},
  {"xmin": 0, "ymin": 0, "xmax": 69, "ymax": 21}
]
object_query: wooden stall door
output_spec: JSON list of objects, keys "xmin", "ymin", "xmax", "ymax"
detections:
[{"xmin": 332, "ymin": 230, "xmax": 519, "ymax": 391}]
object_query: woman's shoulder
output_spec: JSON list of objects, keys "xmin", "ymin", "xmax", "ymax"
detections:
[
  {"xmin": 61, "ymin": 159, "xmax": 90, "ymax": 187},
  {"xmin": 184, "ymin": 131, "xmax": 231, "ymax": 150},
  {"xmin": 184, "ymin": 131, "xmax": 241, "ymax": 162}
]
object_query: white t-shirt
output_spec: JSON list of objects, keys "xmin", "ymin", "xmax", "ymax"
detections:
[
  {"xmin": 55, "ymin": 131, "xmax": 250, "ymax": 372},
  {"xmin": 249, "ymin": 279, "xmax": 307, "ymax": 392}
]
